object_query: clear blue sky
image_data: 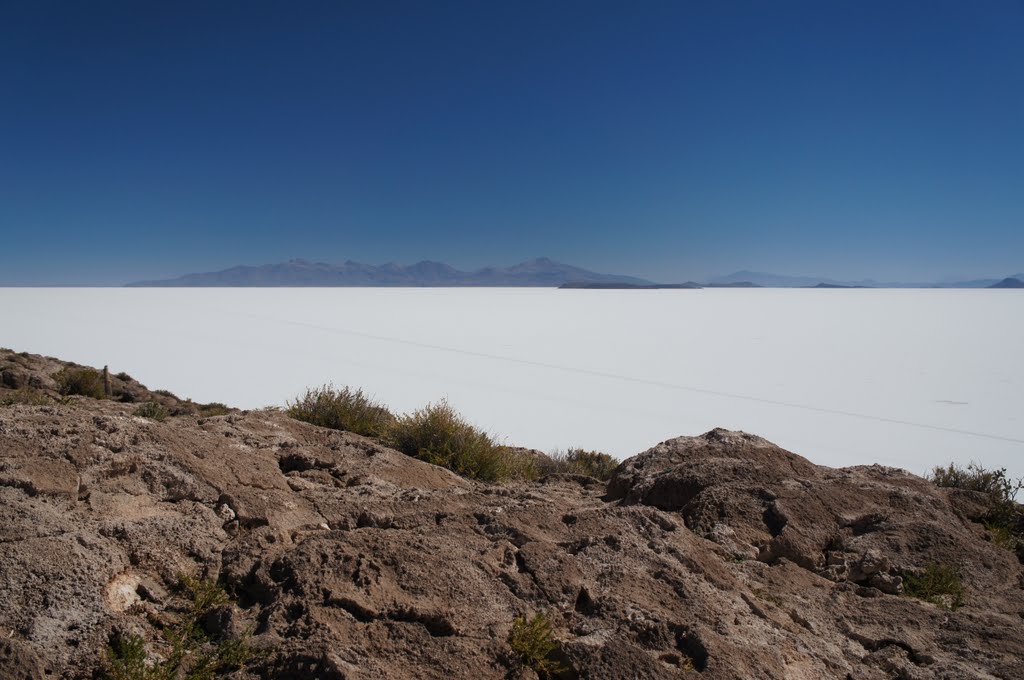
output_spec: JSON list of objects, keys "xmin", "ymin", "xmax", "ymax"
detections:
[{"xmin": 1, "ymin": 0, "xmax": 1022, "ymax": 285}]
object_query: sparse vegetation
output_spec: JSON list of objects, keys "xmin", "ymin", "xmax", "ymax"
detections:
[
  {"xmin": 540, "ymin": 448, "xmax": 618, "ymax": 480},
  {"xmin": 385, "ymin": 400, "xmax": 513, "ymax": 482},
  {"xmin": 287, "ymin": 385, "xmax": 394, "ymax": 437},
  {"xmin": 1, "ymin": 387, "xmax": 53, "ymax": 406},
  {"xmin": 177, "ymin": 400, "xmax": 233, "ymax": 417},
  {"xmin": 929, "ymin": 462, "xmax": 1023, "ymax": 552},
  {"xmin": 508, "ymin": 612, "xmax": 566, "ymax": 678},
  {"xmin": 283, "ymin": 387, "xmax": 610, "ymax": 484},
  {"xmin": 985, "ymin": 521, "xmax": 1019, "ymax": 551},
  {"xmin": 677, "ymin": 655, "xmax": 696, "ymax": 672},
  {"xmin": 197, "ymin": 402, "xmax": 231, "ymax": 417},
  {"xmin": 496, "ymin": 446, "xmax": 545, "ymax": 481},
  {"xmin": 903, "ymin": 562, "xmax": 965, "ymax": 610},
  {"xmin": 54, "ymin": 367, "xmax": 106, "ymax": 399},
  {"xmin": 753, "ymin": 588, "xmax": 784, "ymax": 607},
  {"xmin": 930, "ymin": 462, "xmax": 1023, "ymax": 505},
  {"xmin": 102, "ymin": 575, "xmax": 257, "ymax": 680},
  {"xmin": 134, "ymin": 401, "xmax": 169, "ymax": 422},
  {"xmin": 104, "ymin": 633, "xmax": 149, "ymax": 680}
]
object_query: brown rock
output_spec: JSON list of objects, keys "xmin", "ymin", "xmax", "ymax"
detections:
[
  {"xmin": 0, "ymin": 639, "xmax": 47, "ymax": 680},
  {"xmin": 1, "ymin": 349, "xmax": 1022, "ymax": 679},
  {"xmin": 0, "ymin": 458, "xmax": 80, "ymax": 497}
]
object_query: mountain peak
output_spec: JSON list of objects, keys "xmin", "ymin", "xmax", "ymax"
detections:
[{"xmin": 126, "ymin": 259, "xmax": 653, "ymax": 287}]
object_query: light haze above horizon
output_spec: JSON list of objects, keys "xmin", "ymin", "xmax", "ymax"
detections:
[{"xmin": 1, "ymin": 1, "xmax": 1022, "ymax": 286}]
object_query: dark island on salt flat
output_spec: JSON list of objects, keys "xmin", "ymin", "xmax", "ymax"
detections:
[{"xmin": 558, "ymin": 281, "xmax": 703, "ymax": 289}]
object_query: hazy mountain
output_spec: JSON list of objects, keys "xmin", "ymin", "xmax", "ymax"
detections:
[
  {"xmin": 710, "ymin": 270, "xmax": 1024, "ymax": 288},
  {"xmin": 989, "ymin": 277, "xmax": 1024, "ymax": 289},
  {"xmin": 126, "ymin": 258, "xmax": 654, "ymax": 287},
  {"xmin": 128, "ymin": 263, "xmax": 1024, "ymax": 289},
  {"xmin": 709, "ymin": 271, "xmax": 850, "ymax": 287}
]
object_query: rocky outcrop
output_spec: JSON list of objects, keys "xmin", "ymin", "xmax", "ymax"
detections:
[{"xmin": 1, "ymin": 349, "xmax": 1022, "ymax": 679}]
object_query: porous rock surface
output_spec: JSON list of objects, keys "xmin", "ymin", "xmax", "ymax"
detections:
[{"xmin": 1, "ymin": 348, "xmax": 1022, "ymax": 679}]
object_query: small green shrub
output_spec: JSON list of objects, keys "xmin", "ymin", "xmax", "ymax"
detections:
[
  {"xmin": 197, "ymin": 402, "xmax": 231, "ymax": 417},
  {"xmin": 102, "ymin": 575, "xmax": 257, "ymax": 680},
  {"xmin": 385, "ymin": 400, "xmax": 512, "ymax": 482},
  {"xmin": 134, "ymin": 402, "xmax": 169, "ymax": 422},
  {"xmin": 930, "ymin": 462, "xmax": 1022, "ymax": 504},
  {"xmin": 54, "ymin": 367, "xmax": 106, "ymax": 399},
  {"xmin": 174, "ymin": 400, "xmax": 232, "ymax": 418},
  {"xmin": 903, "ymin": 562, "xmax": 965, "ymax": 610},
  {"xmin": 498, "ymin": 447, "xmax": 545, "ymax": 482},
  {"xmin": 930, "ymin": 462, "xmax": 1023, "ymax": 550},
  {"xmin": 180, "ymin": 574, "xmax": 230, "ymax": 617},
  {"xmin": 508, "ymin": 612, "xmax": 566, "ymax": 678},
  {"xmin": 985, "ymin": 522, "xmax": 1020, "ymax": 551},
  {"xmin": 540, "ymin": 448, "xmax": 618, "ymax": 480},
  {"xmin": 104, "ymin": 633, "xmax": 149, "ymax": 680},
  {"xmin": 287, "ymin": 385, "xmax": 394, "ymax": 437},
  {"xmin": 0, "ymin": 387, "xmax": 53, "ymax": 406},
  {"xmin": 753, "ymin": 588, "xmax": 784, "ymax": 607}
]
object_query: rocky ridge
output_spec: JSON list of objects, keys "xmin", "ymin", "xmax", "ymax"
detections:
[{"xmin": 1, "ymin": 348, "xmax": 1022, "ymax": 679}]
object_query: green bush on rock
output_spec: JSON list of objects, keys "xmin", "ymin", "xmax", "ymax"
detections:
[
  {"xmin": 903, "ymin": 562, "xmax": 965, "ymax": 610},
  {"xmin": 284, "ymin": 386, "xmax": 616, "ymax": 485},
  {"xmin": 540, "ymin": 448, "xmax": 618, "ymax": 480},
  {"xmin": 54, "ymin": 367, "xmax": 106, "ymax": 399},
  {"xmin": 930, "ymin": 462, "xmax": 1023, "ymax": 552},
  {"xmin": 385, "ymin": 400, "xmax": 513, "ymax": 482},
  {"xmin": 508, "ymin": 612, "xmax": 567, "ymax": 678},
  {"xmin": 134, "ymin": 401, "xmax": 169, "ymax": 422},
  {"xmin": 102, "ymin": 575, "xmax": 257, "ymax": 680},
  {"xmin": 287, "ymin": 385, "xmax": 394, "ymax": 437},
  {"xmin": 0, "ymin": 387, "xmax": 53, "ymax": 406}
]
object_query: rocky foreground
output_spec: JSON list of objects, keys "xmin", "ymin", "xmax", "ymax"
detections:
[{"xmin": 1, "ymin": 349, "xmax": 1022, "ymax": 679}]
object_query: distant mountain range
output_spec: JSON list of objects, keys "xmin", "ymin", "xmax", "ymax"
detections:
[
  {"xmin": 708, "ymin": 270, "xmax": 1024, "ymax": 289},
  {"xmin": 126, "ymin": 260, "xmax": 1024, "ymax": 289},
  {"xmin": 126, "ymin": 258, "xmax": 654, "ymax": 287}
]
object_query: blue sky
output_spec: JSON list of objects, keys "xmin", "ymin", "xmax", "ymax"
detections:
[{"xmin": 1, "ymin": 1, "xmax": 1022, "ymax": 285}]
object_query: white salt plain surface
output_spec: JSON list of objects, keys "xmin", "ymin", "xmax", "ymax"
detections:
[{"xmin": 2, "ymin": 288, "xmax": 1021, "ymax": 479}]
